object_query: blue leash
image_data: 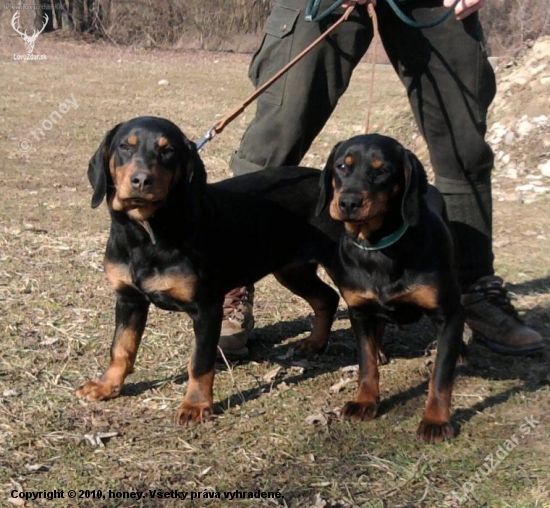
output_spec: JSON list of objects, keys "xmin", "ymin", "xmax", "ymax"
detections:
[
  {"xmin": 384, "ymin": 0, "xmax": 461, "ymax": 29},
  {"xmin": 305, "ymin": 0, "xmax": 347, "ymax": 21},
  {"xmin": 306, "ymin": 0, "xmax": 461, "ymax": 28}
]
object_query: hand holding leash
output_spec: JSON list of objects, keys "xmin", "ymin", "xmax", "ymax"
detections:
[{"xmin": 444, "ymin": 0, "xmax": 486, "ymax": 20}]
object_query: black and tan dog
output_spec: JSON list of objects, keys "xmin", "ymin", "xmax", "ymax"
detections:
[
  {"xmin": 316, "ymin": 134, "xmax": 464, "ymax": 443},
  {"xmin": 77, "ymin": 116, "xmax": 341, "ymax": 424}
]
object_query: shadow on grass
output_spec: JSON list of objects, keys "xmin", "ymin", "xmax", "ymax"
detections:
[
  {"xmin": 119, "ymin": 274, "xmax": 548, "ymax": 430},
  {"xmin": 507, "ymin": 275, "xmax": 550, "ymax": 295}
]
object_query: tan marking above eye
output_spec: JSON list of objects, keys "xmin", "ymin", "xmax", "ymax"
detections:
[
  {"xmin": 344, "ymin": 155, "xmax": 354, "ymax": 166},
  {"xmin": 127, "ymin": 135, "xmax": 138, "ymax": 146},
  {"xmin": 157, "ymin": 137, "xmax": 168, "ymax": 148},
  {"xmin": 141, "ymin": 272, "xmax": 197, "ymax": 303},
  {"xmin": 371, "ymin": 158, "xmax": 383, "ymax": 169}
]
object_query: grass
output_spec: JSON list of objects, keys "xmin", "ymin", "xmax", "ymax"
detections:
[{"xmin": 1, "ymin": 34, "xmax": 549, "ymax": 507}]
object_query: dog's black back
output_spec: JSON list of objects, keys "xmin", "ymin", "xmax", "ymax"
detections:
[{"xmin": 78, "ymin": 117, "xmax": 341, "ymax": 424}]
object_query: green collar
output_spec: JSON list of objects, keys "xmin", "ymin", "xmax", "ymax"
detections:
[{"xmin": 350, "ymin": 222, "xmax": 409, "ymax": 251}]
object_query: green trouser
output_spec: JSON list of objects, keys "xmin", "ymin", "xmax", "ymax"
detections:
[{"xmin": 229, "ymin": 0, "xmax": 497, "ymax": 289}]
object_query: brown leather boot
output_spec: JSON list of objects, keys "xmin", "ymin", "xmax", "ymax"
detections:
[
  {"xmin": 462, "ymin": 276, "xmax": 544, "ymax": 356},
  {"xmin": 218, "ymin": 286, "xmax": 255, "ymax": 359}
]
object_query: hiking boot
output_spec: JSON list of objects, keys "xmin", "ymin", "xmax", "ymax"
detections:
[
  {"xmin": 218, "ymin": 286, "xmax": 255, "ymax": 359},
  {"xmin": 461, "ymin": 276, "xmax": 544, "ymax": 356}
]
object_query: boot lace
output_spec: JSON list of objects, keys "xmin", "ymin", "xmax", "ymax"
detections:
[
  {"xmin": 473, "ymin": 279, "xmax": 523, "ymax": 323},
  {"xmin": 223, "ymin": 287, "xmax": 250, "ymax": 320}
]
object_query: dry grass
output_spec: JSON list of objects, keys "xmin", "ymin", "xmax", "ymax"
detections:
[{"xmin": 1, "ymin": 35, "xmax": 549, "ymax": 507}]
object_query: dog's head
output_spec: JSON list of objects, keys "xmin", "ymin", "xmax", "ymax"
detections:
[
  {"xmin": 87, "ymin": 116, "xmax": 206, "ymax": 221},
  {"xmin": 316, "ymin": 134, "xmax": 428, "ymax": 230}
]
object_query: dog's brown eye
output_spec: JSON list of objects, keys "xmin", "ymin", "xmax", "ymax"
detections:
[
  {"xmin": 160, "ymin": 146, "xmax": 175, "ymax": 158},
  {"xmin": 336, "ymin": 163, "xmax": 349, "ymax": 173},
  {"xmin": 119, "ymin": 142, "xmax": 131, "ymax": 152}
]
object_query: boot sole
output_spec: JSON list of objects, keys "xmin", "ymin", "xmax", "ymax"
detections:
[
  {"xmin": 474, "ymin": 333, "xmax": 545, "ymax": 356},
  {"xmin": 218, "ymin": 319, "xmax": 255, "ymax": 360}
]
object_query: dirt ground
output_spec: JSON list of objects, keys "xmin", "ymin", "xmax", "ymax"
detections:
[{"xmin": 1, "ymin": 33, "xmax": 549, "ymax": 508}]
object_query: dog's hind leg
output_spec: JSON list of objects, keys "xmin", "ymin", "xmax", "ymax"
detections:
[{"xmin": 273, "ymin": 263, "xmax": 339, "ymax": 355}]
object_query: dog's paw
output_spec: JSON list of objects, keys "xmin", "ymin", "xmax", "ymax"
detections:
[
  {"xmin": 341, "ymin": 400, "xmax": 378, "ymax": 421},
  {"xmin": 76, "ymin": 378, "xmax": 121, "ymax": 401},
  {"xmin": 176, "ymin": 402, "xmax": 213, "ymax": 425},
  {"xmin": 416, "ymin": 419, "xmax": 455, "ymax": 443},
  {"xmin": 294, "ymin": 335, "xmax": 328, "ymax": 356}
]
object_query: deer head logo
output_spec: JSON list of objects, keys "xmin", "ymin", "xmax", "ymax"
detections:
[{"xmin": 11, "ymin": 11, "xmax": 48, "ymax": 55}]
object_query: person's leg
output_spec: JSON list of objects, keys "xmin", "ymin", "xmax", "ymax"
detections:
[
  {"xmin": 378, "ymin": 0, "xmax": 542, "ymax": 354},
  {"xmin": 220, "ymin": 0, "xmax": 372, "ymax": 358},
  {"xmin": 230, "ymin": 0, "xmax": 373, "ymax": 174}
]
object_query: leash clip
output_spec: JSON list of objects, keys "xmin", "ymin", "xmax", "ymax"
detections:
[{"xmin": 196, "ymin": 125, "xmax": 217, "ymax": 152}]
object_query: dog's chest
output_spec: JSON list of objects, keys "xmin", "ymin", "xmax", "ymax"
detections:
[
  {"xmin": 341, "ymin": 283, "xmax": 438, "ymax": 322},
  {"xmin": 104, "ymin": 260, "xmax": 197, "ymax": 310}
]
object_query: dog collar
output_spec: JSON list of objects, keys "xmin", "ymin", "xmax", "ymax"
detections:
[{"xmin": 350, "ymin": 222, "xmax": 409, "ymax": 251}]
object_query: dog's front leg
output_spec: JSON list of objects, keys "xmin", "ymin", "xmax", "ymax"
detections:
[
  {"xmin": 77, "ymin": 293, "xmax": 150, "ymax": 401},
  {"xmin": 176, "ymin": 299, "xmax": 223, "ymax": 425},
  {"xmin": 342, "ymin": 309, "xmax": 385, "ymax": 421},
  {"xmin": 417, "ymin": 303, "xmax": 464, "ymax": 443}
]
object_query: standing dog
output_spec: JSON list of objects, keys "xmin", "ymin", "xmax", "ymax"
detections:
[
  {"xmin": 316, "ymin": 134, "xmax": 464, "ymax": 443},
  {"xmin": 78, "ymin": 116, "xmax": 341, "ymax": 424}
]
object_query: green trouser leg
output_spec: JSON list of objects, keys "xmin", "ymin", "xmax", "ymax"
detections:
[
  {"xmin": 230, "ymin": 0, "xmax": 372, "ymax": 174},
  {"xmin": 442, "ymin": 188, "xmax": 494, "ymax": 289},
  {"xmin": 230, "ymin": 0, "xmax": 497, "ymax": 286}
]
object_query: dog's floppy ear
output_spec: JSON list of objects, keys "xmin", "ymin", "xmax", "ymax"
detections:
[
  {"xmin": 179, "ymin": 137, "xmax": 207, "ymax": 223},
  {"xmin": 183, "ymin": 137, "xmax": 206, "ymax": 186},
  {"xmin": 316, "ymin": 142, "xmax": 341, "ymax": 216},
  {"xmin": 87, "ymin": 123, "xmax": 121, "ymax": 209},
  {"xmin": 401, "ymin": 149, "xmax": 428, "ymax": 226}
]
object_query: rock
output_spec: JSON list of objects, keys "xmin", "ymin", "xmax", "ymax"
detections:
[
  {"xmin": 534, "ymin": 115, "xmax": 550, "ymax": 126},
  {"xmin": 502, "ymin": 168, "xmax": 518, "ymax": 179},
  {"xmin": 501, "ymin": 153, "xmax": 511, "ymax": 165},
  {"xmin": 532, "ymin": 37, "xmax": 550, "ymax": 59},
  {"xmin": 517, "ymin": 120, "xmax": 535, "ymax": 137},
  {"xmin": 504, "ymin": 130, "xmax": 515, "ymax": 145},
  {"xmin": 488, "ymin": 56, "xmax": 499, "ymax": 70},
  {"xmin": 157, "ymin": 79, "xmax": 170, "ymax": 86},
  {"xmin": 515, "ymin": 184, "xmax": 535, "ymax": 192},
  {"xmin": 513, "ymin": 77, "xmax": 528, "ymax": 87},
  {"xmin": 529, "ymin": 63, "xmax": 547, "ymax": 76},
  {"xmin": 539, "ymin": 160, "xmax": 550, "ymax": 177}
]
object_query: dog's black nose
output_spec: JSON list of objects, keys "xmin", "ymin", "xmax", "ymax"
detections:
[
  {"xmin": 338, "ymin": 194, "xmax": 363, "ymax": 215},
  {"xmin": 131, "ymin": 172, "xmax": 153, "ymax": 191}
]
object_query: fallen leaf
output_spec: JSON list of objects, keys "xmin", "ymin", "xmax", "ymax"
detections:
[
  {"xmin": 305, "ymin": 410, "xmax": 337, "ymax": 426},
  {"xmin": 200, "ymin": 466, "xmax": 212, "ymax": 477},
  {"xmin": 341, "ymin": 365, "xmax": 359, "ymax": 373},
  {"xmin": 2, "ymin": 390, "xmax": 21, "ymax": 398},
  {"xmin": 277, "ymin": 381, "xmax": 291, "ymax": 392},
  {"xmin": 83, "ymin": 431, "xmax": 119, "ymax": 447},
  {"xmin": 329, "ymin": 378, "xmax": 352, "ymax": 393},
  {"xmin": 40, "ymin": 337, "xmax": 59, "ymax": 346},
  {"xmin": 263, "ymin": 366, "xmax": 282, "ymax": 383},
  {"xmin": 26, "ymin": 464, "xmax": 49, "ymax": 473}
]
